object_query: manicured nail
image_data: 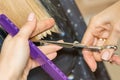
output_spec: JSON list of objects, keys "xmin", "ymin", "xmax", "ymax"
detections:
[
  {"xmin": 27, "ymin": 13, "xmax": 35, "ymax": 21},
  {"xmin": 102, "ymin": 50, "xmax": 110, "ymax": 60}
]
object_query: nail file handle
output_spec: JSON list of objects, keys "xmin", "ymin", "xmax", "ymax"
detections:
[{"xmin": 0, "ymin": 14, "xmax": 68, "ymax": 80}]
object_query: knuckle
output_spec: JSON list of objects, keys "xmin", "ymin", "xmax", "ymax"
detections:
[{"xmin": 14, "ymin": 34, "xmax": 26, "ymax": 41}]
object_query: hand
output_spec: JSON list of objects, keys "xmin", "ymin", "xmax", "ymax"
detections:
[
  {"xmin": 0, "ymin": 13, "xmax": 62, "ymax": 80},
  {"xmin": 81, "ymin": 1, "xmax": 120, "ymax": 72}
]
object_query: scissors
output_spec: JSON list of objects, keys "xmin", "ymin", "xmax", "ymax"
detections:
[{"xmin": 36, "ymin": 40, "xmax": 117, "ymax": 51}]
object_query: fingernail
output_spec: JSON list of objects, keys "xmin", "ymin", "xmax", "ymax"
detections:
[
  {"xmin": 49, "ymin": 18, "xmax": 54, "ymax": 23},
  {"xmin": 102, "ymin": 50, "xmax": 110, "ymax": 60},
  {"xmin": 91, "ymin": 68, "xmax": 96, "ymax": 72},
  {"xmin": 27, "ymin": 13, "xmax": 35, "ymax": 21},
  {"xmin": 91, "ymin": 64, "xmax": 97, "ymax": 72}
]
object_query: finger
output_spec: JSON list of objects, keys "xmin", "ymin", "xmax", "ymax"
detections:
[
  {"xmin": 101, "ymin": 24, "xmax": 120, "ymax": 61},
  {"xmin": 82, "ymin": 49, "xmax": 97, "ymax": 72},
  {"xmin": 31, "ymin": 52, "xmax": 57, "ymax": 69},
  {"xmin": 29, "ymin": 59, "xmax": 40, "ymax": 69},
  {"xmin": 38, "ymin": 44, "xmax": 62, "ymax": 55},
  {"xmin": 82, "ymin": 29, "xmax": 97, "ymax": 71},
  {"xmin": 100, "ymin": 29, "xmax": 110, "ymax": 39},
  {"xmin": 110, "ymin": 55, "xmax": 120, "ymax": 65},
  {"xmin": 46, "ymin": 52, "xmax": 57, "ymax": 60},
  {"xmin": 15, "ymin": 13, "xmax": 37, "ymax": 39},
  {"xmin": 81, "ymin": 28, "xmax": 94, "ymax": 45},
  {"xmin": 31, "ymin": 18, "xmax": 55, "ymax": 37},
  {"xmin": 82, "ymin": 22, "xmax": 98, "ymax": 72},
  {"xmin": 93, "ymin": 38, "xmax": 106, "ymax": 61}
]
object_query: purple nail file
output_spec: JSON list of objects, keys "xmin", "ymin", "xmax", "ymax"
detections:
[{"xmin": 0, "ymin": 14, "xmax": 68, "ymax": 80}]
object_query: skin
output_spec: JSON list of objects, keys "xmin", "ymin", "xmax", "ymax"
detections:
[
  {"xmin": 0, "ymin": 13, "xmax": 62, "ymax": 80},
  {"xmin": 82, "ymin": 1, "xmax": 120, "ymax": 72}
]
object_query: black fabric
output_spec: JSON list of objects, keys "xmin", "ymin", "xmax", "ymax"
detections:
[{"xmin": 0, "ymin": 27, "xmax": 7, "ymax": 50}]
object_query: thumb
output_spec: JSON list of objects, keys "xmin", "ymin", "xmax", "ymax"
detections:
[
  {"xmin": 16, "ymin": 13, "xmax": 36, "ymax": 39},
  {"xmin": 101, "ymin": 26, "xmax": 120, "ymax": 61}
]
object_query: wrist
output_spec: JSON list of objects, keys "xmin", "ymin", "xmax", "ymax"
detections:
[
  {"xmin": 0, "ymin": 72, "xmax": 19, "ymax": 80},
  {"xmin": 0, "ymin": 68, "xmax": 19, "ymax": 80},
  {"xmin": 0, "ymin": 60, "xmax": 20, "ymax": 80}
]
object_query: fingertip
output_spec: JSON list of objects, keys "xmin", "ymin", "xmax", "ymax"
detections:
[
  {"xmin": 46, "ymin": 52, "xmax": 57, "ymax": 60},
  {"xmin": 31, "ymin": 18, "xmax": 55, "ymax": 37},
  {"xmin": 111, "ymin": 55, "xmax": 120, "ymax": 65},
  {"xmin": 27, "ymin": 12, "xmax": 35, "ymax": 22},
  {"xmin": 48, "ymin": 18, "xmax": 55, "ymax": 24},
  {"xmin": 44, "ymin": 18, "xmax": 55, "ymax": 28},
  {"xmin": 89, "ymin": 60, "xmax": 97, "ymax": 72},
  {"xmin": 16, "ymin": 13, "xmax": 37, "ymax": 39}
]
